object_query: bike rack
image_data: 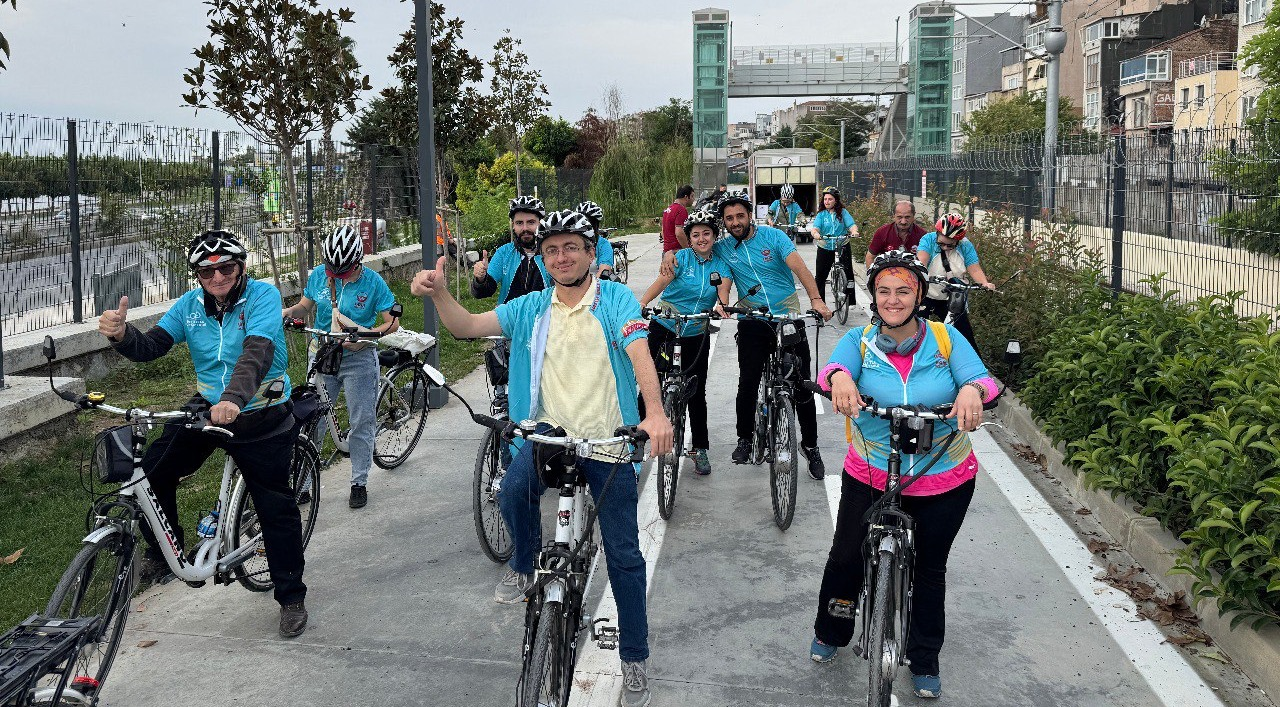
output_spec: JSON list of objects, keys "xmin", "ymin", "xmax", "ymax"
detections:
[{"xmin": 0, "ymin": 615, "xmax": 102, "ymax": 705}]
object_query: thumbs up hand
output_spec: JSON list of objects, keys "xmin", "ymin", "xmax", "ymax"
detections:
[
  {"xmin": 473, "ymin": 249, "xmax": 490, "ymax": 280},
  {"xmin": 411, "ymin": 256, "xmax": 449, "ymax": 298},
  {"xmin": 99, "ymin": 296, "xmax": 129, "ymax": 342}
]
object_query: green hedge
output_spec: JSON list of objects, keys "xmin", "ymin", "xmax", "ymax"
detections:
[{"xmin": 1022, "ymin": 278, "xmax": 1280, "ymax": 628}]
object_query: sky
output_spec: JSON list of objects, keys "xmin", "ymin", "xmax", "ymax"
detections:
[{"xmin": 0, "ymin": 0, "xmax": 986, "ymax": 141}]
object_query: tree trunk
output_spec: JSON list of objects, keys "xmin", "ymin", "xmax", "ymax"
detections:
[
  {"xmin": 279, "ymin": 146, "xmax": 307, "ymax": 287},
  {"xmin": 514, "ymin": 127, "xmax": 523, "ymax": 195},
  {"xmin": 262, "ymin": 228, "xmax": 283, "ymax": 292}
]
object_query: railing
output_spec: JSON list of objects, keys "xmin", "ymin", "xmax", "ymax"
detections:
[
  {"xmin": 1178, "ymin": 51, "xmax": 1237, "ymax": 79},
  {"xmin": 732, "ymin": 43, "xmax": 896, "ymax": 66}
]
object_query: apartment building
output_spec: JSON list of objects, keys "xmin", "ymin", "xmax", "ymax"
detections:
[
  {"xmin": 1118, "ymin": 16, "xmax": 1238, "ymax": 135},
  {"xmin": 1239, "ymin": 0, "xmax": 1271, "ymax": 123},
  {"xmin": 950, "ymin": 13, "xmax": 1029, "ymax": 150},
  {"xmin": 1173, "ymin": 50, "xmax": 1241, "ymax": 134}
]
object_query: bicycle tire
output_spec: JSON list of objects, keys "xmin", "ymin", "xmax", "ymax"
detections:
[
  {"xmin": 751, "ymin": 377, "xmax": 769, "ymax": 464},
  {"xmin": 769, "ymin": 394, "xmax": 799, "ymax": 530},
  {"xmin": 521, "ymin": 600, "xmax": 566, "ymax": 707},
  {"xmin": 473, "ymin": 427, "xmax": 513, "ymax": 562},
  {"xmin": 291, "ymin": 439, "xmax": 322, "ymax": 550},
  {"xmin": 43, "ymin": 529, "xmax": 136, "ymax": 699},
  {"xmin": 615, "ymin": 252, "xmax": 629, "ymax": 283},
  {"xmin": 867, "ymin": 548, "xmax": 898, "ymax": 707},
  {"xmin": 657, "ymin": 391, "xmax": 686, "ymax": 520},
  {"xmin": 373, "ymin": 364, "xmax": 430, "ymax": 469},
  {"xmin": 833, "ymin": 269, "xmax": 850, "ymax": 325}
]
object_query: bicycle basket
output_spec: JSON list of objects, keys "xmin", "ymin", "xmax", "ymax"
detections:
[
  {"xmin": 534, "ymin": 431, "xmax": 574, "ymax": 488},
  {"xmin": 947, "ymin": 287, "xmax": 966, "ymax": 316},
  {"xmin": 290, "ymin": 386, "xmax": 323, "ymax": 428},
  {"xmin": 315, "ymin": 340, "xmax": 344, "ymax": 376},
  {"xmin": 484, "ymin": 346, "xmax": 509, "ymax": 386},
  {"xmin": 780, "ymin": 320, "xmax": 806, "ymax": 348},
  {"xmin": 92, "ymin": 425, "xmax": 136, "ymax": 484}
]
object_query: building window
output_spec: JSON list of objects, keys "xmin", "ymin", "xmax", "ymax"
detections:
[
  {"xmin": 1082, "ymin": 20, "xmax": 1122, "ymax": 49},
  {"xmin": 1180, "ymin": 87, "xmax": 1190, "ymax": 109},
  {"xmin": 1085, "ymin": 53, "xmax": 1101, "ymax": 88},
  {"xmin": 1246, "ymin": 0, "xmax": 1271, "ymax": 23},
  {"xmin": 953, "ymin": 57, "xmax": 965, "ymax": 74},
  {"xmin": 1195, "ymin": 84, "xmax": 1206, "ymax": 107},
  {"xmin": 953, "ymin": 111, "xmax": 963, "ymax": 126},
  {"xmin": 1027, "ymin": 23, "xmax": 1046, "ymax": 51},
  {"xmin": 953, "ymin": 85, "xmax": 963, "ymax": 99},
  {"xmin": 1243, "ymin": 94, "xmax": 1258, "ymax": 120},
  {"xmin": 1005, "ymin": 74, "xmax": 1023, "ymax": 90},
  {"xmin": 1085, "ymin": 90, "xmax": 1101, "ymax": 119},
  {"xmin": 1131, "ymin": 97, "xmax": 1148, "ymax": 128}
]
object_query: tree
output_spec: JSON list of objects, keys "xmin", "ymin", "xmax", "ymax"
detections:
[
  {"xmin": 0, "ymin": 0, "xmax": 15, "ymax": 70},
  {"xmin": 523, "ymin": 116, "xmax": 577, "ymax": 167},
  {"xmin": 640, "ymin": 98, "xmax": 693, "ymax": 146},
  {"xmin": 793, "ymin": 99, "xmax": 876, "ymax": 161},
  {"xmin": 1240, "ymin": 0, "xmax": 1280, "ymax": 123},
  {"xmin": 490, "ymin": 29, "xmax": 550, "ymax": 194},
  {"xmin": 961, "ymin": 93, "xmax": 1081, "ymax": 150},
  {"xmin": 564, "ymin": 109, "xmax": 614, "ymax": 169},
  {"xmin": 182, "ymin": 0, "xmax": 369, "ymax": 288}
]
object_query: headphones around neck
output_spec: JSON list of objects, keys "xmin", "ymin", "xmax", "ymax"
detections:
[{"xmin": 873, "ymin": 319, "xmax": 925, "ymax": 355}]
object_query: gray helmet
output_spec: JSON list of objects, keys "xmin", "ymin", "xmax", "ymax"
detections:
[{"xmin": 716, "ymin": 192, "xmax": 752, "ymax": 217}]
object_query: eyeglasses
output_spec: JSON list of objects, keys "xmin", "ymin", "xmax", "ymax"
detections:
[
  {"xmin": 195, "ymin": 262, "xmax": 239, "ymax": 280},
  {"xmin": 541, "ymin": 243, "xmax": 584, "ymax": 258}
]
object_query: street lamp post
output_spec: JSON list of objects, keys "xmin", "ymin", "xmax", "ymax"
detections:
[
  {"xmin": 415, "ymin": 0, "xmax": 447, "ymax": 408},
  {"xmin": 1042, "ymin": 0, "xmax": 1067, "ymax": 213}
]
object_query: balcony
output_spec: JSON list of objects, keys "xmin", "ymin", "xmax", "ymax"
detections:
[
  {"xmin": 1120, "ymin": 52, "xmax": 1170, "ymax": 86},
  {"xmin": 1178, "ymin": 52, "xmax": 1236, "ymax": 79}
]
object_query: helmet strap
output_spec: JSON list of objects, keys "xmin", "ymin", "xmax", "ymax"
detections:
[{"xmin": 554, "ymin": 271, "xmax": 592, "ymax": 289}]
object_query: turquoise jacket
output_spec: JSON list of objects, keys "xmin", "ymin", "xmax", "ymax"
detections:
[{"xmin": 488, "ymin": 242, "xmax": 552, "ymax": 303}]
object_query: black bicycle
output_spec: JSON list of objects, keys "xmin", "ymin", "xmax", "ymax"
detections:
[
  {"xmin": 603, "ymin": 229, "xmax": 628, "ymax": 284},
  {"xmin": 641, "ymin": 307, "xmax": 715, "ymax": 520},
  {"xmin": 723, "ymin": 306, "xmax": 823, "ymax": 530},
  {"xmin": 471, "ymin": 336, "xmax": 514, "ymax": 563}
]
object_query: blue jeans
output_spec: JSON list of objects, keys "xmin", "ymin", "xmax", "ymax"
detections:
[
  {"xmin": 498, "ymin": 425, "xmax": 649, "ymax": 662},
  {"xmin": 316, "ymin": 346, "xmax": 380, "ymax": 486}
]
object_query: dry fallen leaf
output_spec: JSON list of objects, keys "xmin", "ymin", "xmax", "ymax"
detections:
[
  {"xmin": 137, "ymin": 640, "xmax": 158, "ymax": 648},
  {"xmin": 1075, "ymin": 507, "xmax": 1093, "ymax": 515},
  {"xmin": 1086, "ymin": 538, "xmax": 1112, "ymax": 555},
  {"xmin": 1, "ymin": 549, "xmax": 23, "ymax": 565}
]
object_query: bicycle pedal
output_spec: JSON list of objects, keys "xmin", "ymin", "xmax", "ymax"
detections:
[
  {"xmin": 827, "ymin": 598, "xmax": 856, "ymax": 620},
  {"xmin": 592, "ymin": 619, "xmax": 619, "ymax": 650}
]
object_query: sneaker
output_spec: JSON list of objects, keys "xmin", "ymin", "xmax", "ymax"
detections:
[
  {"xmin": 692, "ymin": 449, "xmax": 711, "ymax": 475},
  {"xmin": 912, "ymin": 674, "xmax": 942, "ymax": 698},
  {"xmin": 349, "ymin": 484, "xmax": 367, "ymax": 509},
  {"xmin": 138, "ymin": 555, "xmax": 173, "ymax": 585},
  {"xmin": 810, "ymin": 636, "xmax": 837, "ymax": 663},
  {"xmin": 494, "ymin": 568, "xmax": 533, "ymax": 604},
  {"xmin": 802, "ymin": 446, "xmax": 825, "ymax": 480},
  {"xmin": 279, "ymin": 602, "xmax": 308, "ymax": 638},
  {"xmin": 620, "ymin": 659, "xmax": 651, "ymax": 707},
  {"xmin": 731, "ymin": 438, "xmax": 751, "ymax": 464}
]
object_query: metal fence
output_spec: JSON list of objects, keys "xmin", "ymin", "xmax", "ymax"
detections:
[
  {"xmin": 824, "ymin": 126, "xmax": 1280, "ymax": 320},
  {"xmin": 0, "ymin": 113, "xmax": 424, "ymax": 341}
]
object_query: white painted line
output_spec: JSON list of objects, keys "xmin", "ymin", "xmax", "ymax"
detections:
[
  {"xmin": 971, "ymin": 428, "xmax": 1226, "ymax": 707},
  {"xmin": 823, "ymin": 473, "xmax": 842, "ymax": 528},
  {"xmin": 568, "ymin": 326, "xmax": 722, "ymax": 707}
]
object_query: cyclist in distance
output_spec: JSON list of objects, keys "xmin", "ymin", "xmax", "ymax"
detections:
[
  {"xmin": 638, "ymin": 209, "xmax": 733, "ymax": 476},
  {"xmin": 96, "ymin": 229, "xmax": 309, "ymax": 638},
  {"xmin": 471, "ymin": 195, "xmax": 552, "ymax": 304},
  {"xmin": 866, "ymin": 199, "xmax": 927, "ymax": 270},
  {"xmin": 915, "ymin": 214, "xmax": 996, "ymax": 354},
  {"xmin": 410, "ymin": 210, "xmax": 673, "ymax": 707},
  {"xmin": 808, "ymin": 250, "xmax": 998, "ymax": 698},
  {"xmin": 767, "ymin": 183, "xmax": 804, "ymax": 228},
  {"xmin": 661, "ymin": 193, "xmax": 832, "ymax": 478},
  {"xmin": 808, "ymin": 186, "xmax": 859, "ymax": 303},
  {"xmin": 575, "ymin": 199, "xmax": 616, "ymax": 279},
  {"xmin": 281, "ymin": 224, "xmax": 400, "ymax": 509}
]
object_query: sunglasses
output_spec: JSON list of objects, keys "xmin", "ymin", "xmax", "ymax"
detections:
[{"xmin": 195, "ymin": 262, "xmax": 239, "ymax": 280}]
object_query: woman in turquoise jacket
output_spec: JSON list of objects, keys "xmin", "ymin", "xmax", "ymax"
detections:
[{"xmin": 808, "ymin": 250, "xmax": 999, "ymax": 700}]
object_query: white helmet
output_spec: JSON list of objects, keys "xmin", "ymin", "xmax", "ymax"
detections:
[
  {"xmin": 323, "ymin": 224, "xmax": 363, "ymax": 274},
  {"xmin": 780, "ymin": 184, "xmax": 795, "ymax": 199}
]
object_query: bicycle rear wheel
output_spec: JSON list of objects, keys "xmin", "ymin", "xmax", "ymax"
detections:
[
  {"xmin": 521, "ymin": 600, "xmax": 567, "ymax": 707},
  {"xmin": 657, "ymin": 391, "xmax": 686, "ymax": 520},
  {"xmin": 769, "ymin": 394, "xmax": 799, "ymax": 530},
  {"xmin": 832, "ymin": 268, "xmax": 849, "ymax": 325},
  {"xmin": 290, "ymin": 439, "xmax": 322, "ymax": 550},
  {"xmin": 374, "ymin": 364, "xmax": 430, "ymax": 469},
  {"xmin": 473, "ymin": 427, "xmax": 513, "ymax": 562},
  {"xmin": 614, "ymin": 251, "xmax": 629, "ymax": 283},
  {"xmin": 867, "ymin": 548, "xmax": 899, "ymax": 707},
  {"xmin": 43, "ymin": 528, "xmax": 136, "ymax": 700},
  {"xmin": 226, "ymin": 455, "xmax": 319, "ymax": 594}
]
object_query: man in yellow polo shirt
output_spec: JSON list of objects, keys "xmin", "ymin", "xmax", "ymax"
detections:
[{"xmin": 411, "ymin": 209, "xmax": 672, "ymax": 707}]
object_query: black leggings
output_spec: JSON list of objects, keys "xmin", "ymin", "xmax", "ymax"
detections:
[
  {"xmin": 734, "ymin": 318, "xmax": 818, "ymax": 449},
  {"xmin": 815, "ymin": 245, "xmax": 854, "ymax": 301},
  {"xmin": 814, "ymin": 473, "xmax": 975, "ymax": 677},
  {"xmin": 639, "ymin": 324, "xmax": 712, "ymax": 450}
]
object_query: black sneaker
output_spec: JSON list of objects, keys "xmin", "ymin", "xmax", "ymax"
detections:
[
  {"xmin": 279, "ymin": 602, "xmax": 308, "ymax": 638},
  {"xmin": 349, "ymin": 485, "xmax": 367, "ymax": 509},
  {"xmin": 731, "ymin": 438, "xmax": 751, "ymax": 464},
  {"xmin": 803, "ymin": 446, "xmax": 825, "ymax": 480}
]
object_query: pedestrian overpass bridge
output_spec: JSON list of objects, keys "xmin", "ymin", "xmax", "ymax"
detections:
[{"xmin": 728, "ymin": 43, "xmax": 906, "ymax": 98}]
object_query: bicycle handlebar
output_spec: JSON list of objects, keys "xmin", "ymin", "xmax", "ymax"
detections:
[
  {"xmin": 720, "ymin": 306, "xmax": 825, "ymax": 324},
  {"xmin": 57, "ymin": 392, "xmax": 234, "ymax": 437},
  {"xmin": 641, "ymin": 307, "xmax": 716, "ymax": 322},
  {"xmin": 802, "ymin": 380, "xmax": 999, "ymax": 417},
  {"xmin": 284, "ymin": 317, "xmax": 385, "ymax": 342},
  {"xmin": 470, "ymin": 413, "xmax": 650, "ymax": 463}
]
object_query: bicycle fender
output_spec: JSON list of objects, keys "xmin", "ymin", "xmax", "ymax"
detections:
[
  {"xmin": 419, "ymin": 362, "xmax": 446, "ymax": 386},
  {"xmin": 877, "ymin": 535, "xmax": 897, "ymax": 554},
  {"xmin": 82, "ymin": 524, "xmax": 122, "ymax": 546}
]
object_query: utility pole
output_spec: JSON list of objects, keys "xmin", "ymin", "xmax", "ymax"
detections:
[
  {"xmin": 1042, "ymin": 0, "xmax": 1067, "ymax": 213},
  {"xmin": 416, "ymin": 0, "xmax": 447, "ymax": 408},
  {"xmin": 840, "ymin": 119, "xmax": 847, "ymax": 162}
]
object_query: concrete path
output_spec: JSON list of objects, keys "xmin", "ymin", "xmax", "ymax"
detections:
[{"xmin": 101, "ymin": 233, "xmax": 1271, "ymax": 707}]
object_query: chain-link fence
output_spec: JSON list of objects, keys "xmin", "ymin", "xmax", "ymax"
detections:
[{"xmin": 823, "ymin": 126, "xmax": 1280, "ymax": 320}]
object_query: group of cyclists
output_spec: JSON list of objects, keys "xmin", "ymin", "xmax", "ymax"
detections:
[{"xmin": 91, "ymin": 177, "xmax": 999, "ymax": 705}]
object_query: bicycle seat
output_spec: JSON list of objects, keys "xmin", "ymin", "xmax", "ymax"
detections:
[
  {"xmin": 379, "ymin": 349, "xmax": 412, "ymax": 368},
  {"xmin": 612, "ymin": 240, "xmax": 629, "ymax": 249}
]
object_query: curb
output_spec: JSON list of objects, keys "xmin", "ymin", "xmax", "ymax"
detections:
[{"xmin": 998, "ymin": 391, "xmax": 1280, "ymax": 700}]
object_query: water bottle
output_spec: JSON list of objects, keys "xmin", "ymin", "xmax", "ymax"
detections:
[{"xmin": 196, "ymin": 510, "xmax": 220, "ymax": 539}]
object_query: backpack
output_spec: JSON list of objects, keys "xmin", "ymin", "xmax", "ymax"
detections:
[{"xmin": 844, "ymin": 320, "xmax": 952, "ymax": 443}]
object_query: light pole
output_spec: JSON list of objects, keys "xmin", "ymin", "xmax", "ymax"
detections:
[
  {"xmin": 416, "ymin": 0, "xmax": 447, "ymax": 408},
  {"xmin": 1042, "ymin": 0, "xmax": 1067, "ymax": 213}
]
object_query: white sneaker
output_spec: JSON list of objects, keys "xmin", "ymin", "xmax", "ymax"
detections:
[
  {"xmin": 620, "ymin": 660, "xmax": 651, "ymax": 707},
  {"xmin": 494, "ymin": 568, "xmax": 532, "ymax": 604}
]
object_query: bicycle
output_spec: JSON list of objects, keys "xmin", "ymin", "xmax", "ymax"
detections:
[
  {"xmin": 468, "ymin": 414, "xmax": 649, "ymax": 707},
  {"xmin": 284, "ymin": 306, "xmax": 437, "ymax": 470},
  {"xmin": 601, "ymin": 228, "xmax": 628, "ymax": 284},
  {"xmin": 823, "ymin": 234, "xmax": 856, "ymax": 325},
  {"xmin": 641, "ymin": 306, "xmax": 715, "ymax": 520},
  {"xmin": 12, "ymin": 335, "xmax": 323, "ymax": 706},
  {"xmin": 803, "ymin": 349, "xmax": 1015, "ymax": 706},
  {"xmin": 722, "ymin": 306, "xmax": 824, "ymax": 531},
  {"xmin": 471, "ymin": 335, "xmax": 514, "ymax": 563}
]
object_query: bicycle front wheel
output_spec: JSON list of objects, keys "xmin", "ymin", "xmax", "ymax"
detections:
[
  {"xmin": 832, "ymin": 268, "xmax": 850, "ymax": 324},
  {"xmin": 615, "ymin": 252, "xmax": 629, "ymax": 283},
  {"xmin": 657, "ymin": 392, "xmax": 686, "ymax": 520},
  {"xmin": 521, "ymin": 600, "xmax": 567, "ymax": 707},
  {"xmin": 868, "ymin": 548, "xmax": 899, "ymax": 707},
  {"xmin": 44, "ymin": 528, "xmax": 136, "ymax": 698},
  {"xmin": 473, "ymin": 428, "xmax": 513, "ymax": 562},
  {"xmin": 374, "ymin": 364, "xmax": 430, "ymax": 469},
  {"xmin": 769, "ymin": 394, "xmax": 799, "ymax": 530}
]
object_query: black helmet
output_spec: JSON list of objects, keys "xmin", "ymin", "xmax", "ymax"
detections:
[
  {"xmin": 715, "ymin": 192, "xmax": 752, "ymax": 217},
  {"xmin": 821, "ymin": 185, "xmax": 841, "ymax": 199},
  {"xmin": 187, "ymin": 230, "xmax": 247, "ymax": 269},
  {"xmin": 866, "ymin": 250, "xmax": 928, "ymax": 321},
  {"xmin": 682, "ymin": 209, "xmax": 720, "ymax": 238},
  {"xmin": 508, "ymin": 195, "xmax": 546, "ymax": 220}
]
